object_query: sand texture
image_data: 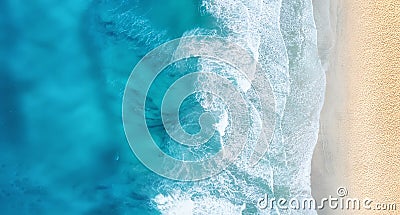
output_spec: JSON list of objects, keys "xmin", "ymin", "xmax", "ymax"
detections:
[
  {"xmin": 343, "ymin": 0, "xmax": 400, "ymax": 214},
  {"xmin": 312, "ymin": 0, "xmax": 399, "ymax": 214}
]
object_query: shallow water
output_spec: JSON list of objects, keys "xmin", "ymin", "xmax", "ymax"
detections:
[{"xmin": 0, "ymin": 0, "xmax": 325, "ymax": 214}]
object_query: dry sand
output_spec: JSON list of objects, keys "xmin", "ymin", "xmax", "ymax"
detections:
[{"xmin": 312, "ymin": 0, "xmax": 400, "ymax": 214}]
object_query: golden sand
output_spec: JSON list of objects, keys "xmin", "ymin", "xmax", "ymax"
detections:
[
  {"xmin": 340, "ymin": 0, "xmax": 400, "ymax": 214},
  {"xmin": 312, "ymin": 0, "xmax": 399, "ymax": 214}
]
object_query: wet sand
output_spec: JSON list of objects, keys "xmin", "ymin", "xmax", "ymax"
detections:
[{"xmin": 312, "ymin": 0, "xmax": 400, "ymax": 214}]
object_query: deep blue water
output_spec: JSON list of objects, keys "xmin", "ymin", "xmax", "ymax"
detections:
[
  {"xmin": 1, "ymin": 0, "xmax": 325, "ymax": 214},
  {"xmin": 0, "ymin": 0, "xmax": 197, "ymax": 214}
]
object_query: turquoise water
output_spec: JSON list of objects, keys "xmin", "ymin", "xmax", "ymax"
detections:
[{"xmin": 0, "ymin": 0, "xmax": 325, "ymax": 214}]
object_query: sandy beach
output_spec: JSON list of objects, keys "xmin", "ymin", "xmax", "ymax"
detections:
[
  {"xmin": 312, "ymin": 0, "xmax": 399, "ymax": 214},
  {"xmin": 311, "ymin": 0, "xmax": 348, "ymax": 214},
  {"xmin": 343, "ymin": 0, "xmax": 400, "ymax": 213}
]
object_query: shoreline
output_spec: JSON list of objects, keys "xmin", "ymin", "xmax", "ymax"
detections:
[
  {"xmin": 311, "ymin": 0, "xmax": 348, "ymax": 214},
  {"xmin": 312, "ymin": 0, "xmax": 400, "ymax": 214}
]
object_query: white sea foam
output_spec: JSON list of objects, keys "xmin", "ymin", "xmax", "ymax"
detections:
[
  {"xmin": 154, "ymin": 190, "xmax": 246, "ymax": 215},
  {"xmin": 153, "ymin": 0, "xmax": 325, "ymax": 214}
]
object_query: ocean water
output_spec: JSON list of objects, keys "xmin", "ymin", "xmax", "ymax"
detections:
[{"xmin": 0, "ymin": 0, "xmax": 325, "ymax": 214}]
